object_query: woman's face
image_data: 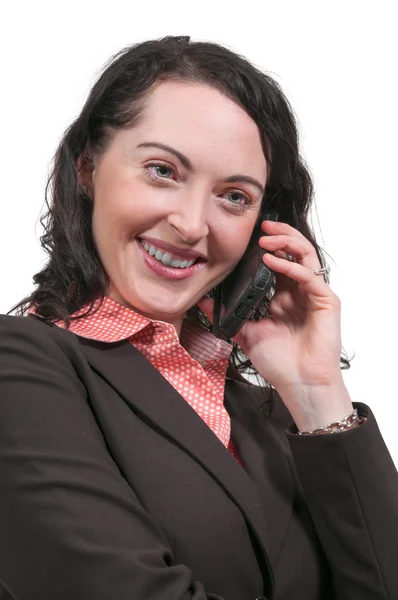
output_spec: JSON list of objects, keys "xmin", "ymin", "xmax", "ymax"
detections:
[{"xmin": 86, "ymin": 81, "xmax": 268, "ymax": 335}]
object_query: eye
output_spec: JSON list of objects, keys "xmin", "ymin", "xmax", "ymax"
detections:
[
  {"xmin": 144, "ymin": 162, "xmax": 176, "ymax": 182},
  {"xmin": 143, "ymin": 162, "xmax": 255, "ymax": 214},
  {"xmin": 223, "ymin": 191, "xmax": 253, "ymax": 212}
]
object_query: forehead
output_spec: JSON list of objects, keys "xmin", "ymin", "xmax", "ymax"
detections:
[
  {"xmin": 121, "ymin": 81, "xmax": 268, "ymax": 179},
  {"xmin": 143, "ymin": 81, "xmax": 258, "ymax": 134}
]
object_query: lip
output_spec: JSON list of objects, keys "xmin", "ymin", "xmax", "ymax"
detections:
[
  {"xmin": 138, "ymin": 236, "xmax": 207, "ymax": 261},
  {"xmin": 136, "ymin": 239, "xmax": 207, "ymax": 280}
]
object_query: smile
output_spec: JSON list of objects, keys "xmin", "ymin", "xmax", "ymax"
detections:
[
  {"xmin": 139, "ymin": 240, "xmax": 197, "ymax": 269},
  {"xmin": 136, "ymin": 239, "xmax": 206, "ymax": 281}
]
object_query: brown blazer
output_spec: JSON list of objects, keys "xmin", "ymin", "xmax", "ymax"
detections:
[{"xmin": 0, "ymin": 313, "xmax": 397, "ymax": 600}]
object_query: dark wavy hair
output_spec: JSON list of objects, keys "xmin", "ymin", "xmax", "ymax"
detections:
[{"xmin": 8, "ymin": 34, "xmax": 353, "ymax": 385}]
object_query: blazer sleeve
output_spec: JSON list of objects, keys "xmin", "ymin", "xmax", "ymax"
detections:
[
  {"xmin": 0, "ymin": 315, "xmax": 225, "ymax": 600},
  {"xmin": 286, "ymin": 402, "xmax": 398, "ymax": 599}
]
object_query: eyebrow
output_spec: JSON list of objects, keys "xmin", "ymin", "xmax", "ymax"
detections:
[{"xmin": 136, "ymin": 141, "xmax": 265, "ymax": 195}]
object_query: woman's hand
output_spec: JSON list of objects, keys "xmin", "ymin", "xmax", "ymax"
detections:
[{"xmin": 198, "ymin": 219, "xmax": 353, "ymax": 429}]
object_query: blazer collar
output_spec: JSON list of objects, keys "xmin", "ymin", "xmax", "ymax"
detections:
[{"xmin": 77, "ymin": 335, "xmax": 275, "ymax": 598}]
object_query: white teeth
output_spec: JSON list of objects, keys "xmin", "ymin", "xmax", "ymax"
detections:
[
  {"xmin": 140, "ymin": 240, "xmax": 196, "ymax": 269},
  {"xmin": 160, "ymin": 252, "xmax": 173, "ymax": 266}
]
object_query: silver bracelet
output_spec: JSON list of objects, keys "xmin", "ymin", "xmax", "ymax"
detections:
[{"xmin": 297, "ymin": 408, "xmax": 360, "ymax": 435}]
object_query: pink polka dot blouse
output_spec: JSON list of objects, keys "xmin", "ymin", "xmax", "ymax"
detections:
[{"xmin": 29, "ymin": 295, "xmax": 241, "ymax": 464}]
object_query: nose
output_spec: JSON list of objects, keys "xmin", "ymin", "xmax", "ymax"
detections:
[{"xmin": 167, "ymin": 189, "xmax": 210, "ymax": 243}]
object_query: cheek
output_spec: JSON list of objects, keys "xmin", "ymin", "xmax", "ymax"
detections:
[
  {"xmin": 93, "ymin": 181, "xmax": 162, "ymax": 239},
  {"xmin": 218, "ymin": 220, "xmax": 255, "ymax": 264}
]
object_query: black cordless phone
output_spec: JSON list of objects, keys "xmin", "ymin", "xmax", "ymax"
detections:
[{"xmin": 211, "ymin": 209, "xmax": 279, "ymax": 340}]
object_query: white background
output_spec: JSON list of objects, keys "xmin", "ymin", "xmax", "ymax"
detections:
[{"xmin": 1, "ymin": 1, "xmax": 397, "ymax": 464}]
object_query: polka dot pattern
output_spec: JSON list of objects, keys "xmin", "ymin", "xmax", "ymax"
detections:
[{"xmin": 29, "ymin": 296, "xmax": 241, "ymax": 464}]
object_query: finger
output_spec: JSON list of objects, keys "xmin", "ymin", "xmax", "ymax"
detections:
[
  {"xmin": 261, "ymin": 219, "xmax": 305, "ymax": 240},
  {"xmin": 260, "ymin": 233, "xmax": 320, "ymax": 272},
  {"xmin": 270, "ymin": 250, "xmax": 298, "ymax": 293},
  {"xmin": 262, "ymin": 252, "xmax": 333, "ymax": 300}
]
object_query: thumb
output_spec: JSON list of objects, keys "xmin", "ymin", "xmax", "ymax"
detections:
[{"xmin": 196, "ymin": 295, "xmax": 215, "ymax": 326}]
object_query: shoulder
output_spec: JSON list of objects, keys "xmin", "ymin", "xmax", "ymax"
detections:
[
  {"xmin": 1, "ymin": 313, "xmax": 71, "ymax": 341},
  {"xmin": 0, "ymin": 313, "xmax": 93, "ymax": 408},
  {"xmin": 1, "ymin": 313, "xmax": 52, "ymax": 337},
  {"xmin": 0, "ymin": 313, "xmax": 83, "ymax": 365}
]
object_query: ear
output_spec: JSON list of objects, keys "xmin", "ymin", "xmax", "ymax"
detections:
[{"xmin": 77, "ymin": 152, "xmax": 95, "ymax": 200}]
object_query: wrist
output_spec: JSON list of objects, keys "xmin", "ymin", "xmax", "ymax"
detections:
[
  {"xmin": 297, "ymin": 408, "xmax": 362, "ymax": 435},
  {"xmin": 277, "ymin": 380, "xmax": 353, "ymax": 433}
]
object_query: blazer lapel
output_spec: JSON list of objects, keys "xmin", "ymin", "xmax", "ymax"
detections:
[
  {"xmin": 78, "ymin": 336, "xmax": 275, "ymax": 595},
  {"xmin": 224, "ymin": 379, "xmax": 295, "ymax": 565}
]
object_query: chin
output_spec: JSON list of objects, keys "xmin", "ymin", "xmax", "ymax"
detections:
[
  {"xmin": 109, "ymin": 276, "xmax": 203, "ymax": 321},
  {"xmin": 119, "ymin": 291, "xmax": 183, "ymax": 321}
]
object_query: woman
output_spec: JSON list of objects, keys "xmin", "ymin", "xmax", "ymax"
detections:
[{"xmin": 1, "ymin": 35, "xmax": 397, "ymax": 600}]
